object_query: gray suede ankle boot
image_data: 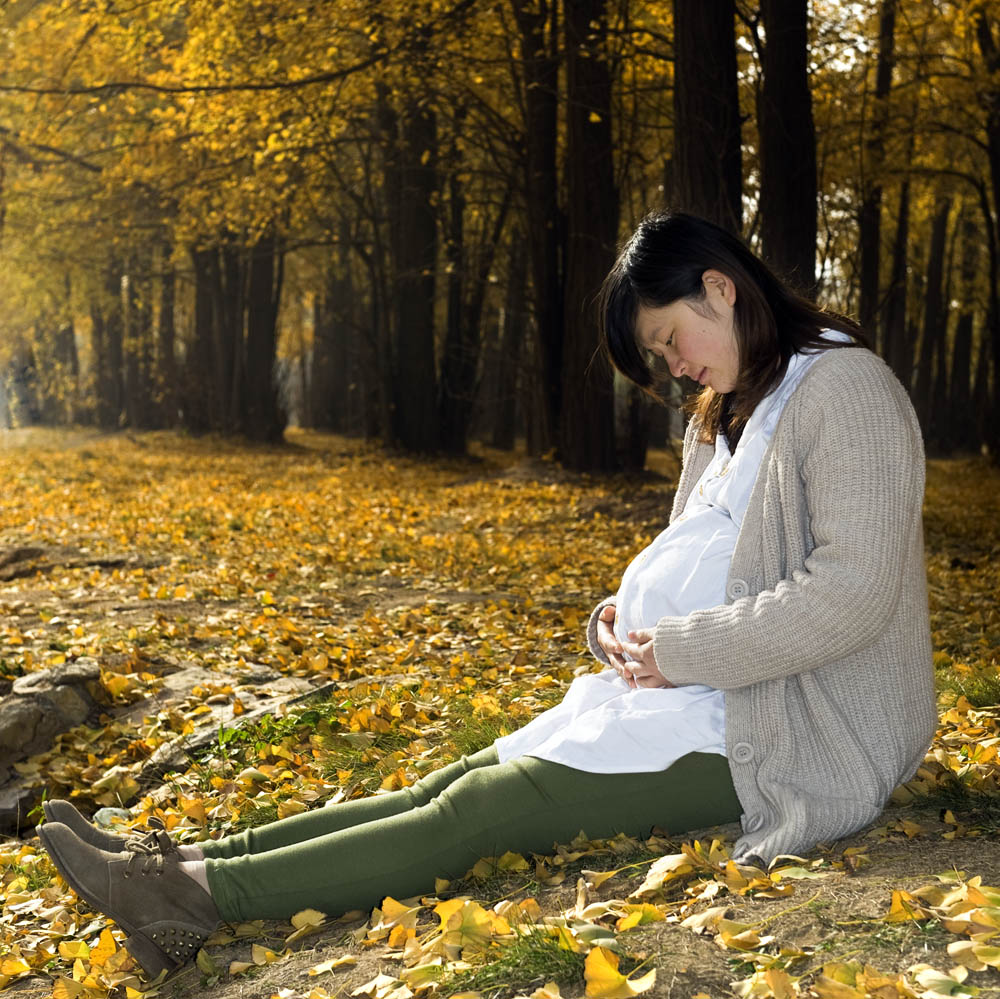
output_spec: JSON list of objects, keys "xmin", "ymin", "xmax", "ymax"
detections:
[
  {"xmin": 42, "ymin": 800, "xmax": 177, "ymax": 857},
  {"xmin": 38, "ymin": 822, "xmax": 220, "ymax": 979}
]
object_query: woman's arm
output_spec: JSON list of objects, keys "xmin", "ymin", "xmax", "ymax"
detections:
[{"xmin": 648, "ymin": 351, "xmax": 926, "ymax": 690}]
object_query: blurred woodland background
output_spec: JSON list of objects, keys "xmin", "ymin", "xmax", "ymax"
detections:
[{"xmin": 0, "ymin": 0, "xmax": 997, "ymax": 470}]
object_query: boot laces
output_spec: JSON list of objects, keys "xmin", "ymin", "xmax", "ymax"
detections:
[
  {"xmin": 122, "ymin": 838, "xmax": 165, "ymax": 877},
  {"xmin": 124, "ymin": 817, "xmax": 177, "ymax": 859}
]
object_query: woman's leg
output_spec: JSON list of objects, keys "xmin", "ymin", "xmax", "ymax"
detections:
[
  {"xmin": 205, "ymin": 751, "xmax": 740, "ymax": 922},
  {"xmin": 201, "ymin": 747, "xmax": 499, "ymax": 860}
]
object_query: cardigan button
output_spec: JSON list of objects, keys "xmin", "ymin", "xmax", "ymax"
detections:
[
  {"xmin": 732, "ymin": 742, "xmax": 755, "ymax": 763},
  {"xmin": 727, "ymin": 578, "xmax": 750, "ymax": 600}
]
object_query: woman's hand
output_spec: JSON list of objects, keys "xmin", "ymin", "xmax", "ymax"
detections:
[
  {"xmin": 620, "ymin": 629, "xmax": 674, "ymax": 689},
  {"xmin": 598, "ymin": 610, "xmax": 674, "ymax": 689},
  {"xmin": 596, "ymin": 604, "xmax": 627, "ymax": 675}
]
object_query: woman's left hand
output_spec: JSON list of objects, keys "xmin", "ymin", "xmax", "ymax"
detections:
[{"xmin": 620, "ymin": 629, "xmax": 673, "ymax": 689}]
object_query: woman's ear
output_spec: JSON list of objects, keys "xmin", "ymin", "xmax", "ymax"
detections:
[{"xmin": 701, "ymin": 269, "xmax": 737, "ymax": 308}]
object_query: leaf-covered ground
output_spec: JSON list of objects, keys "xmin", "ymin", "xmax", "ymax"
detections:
[{"xmin": 0, "ymin": 430, "xmax": 998, "ymax": 999}]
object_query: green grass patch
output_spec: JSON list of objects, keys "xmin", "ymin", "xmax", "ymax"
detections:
[
  {"xmin": 9, "ymin": 862, "xmax": 55, "ymax": 893},
  {"xmin": 860, "ymin": 917, "xmax": 950, "ymax": 954},
  {"xmin": 909, "ymin": 776, "xmax": 1000, "ymax": 833},
  {"xmin": 442, "ymin": 697, "xmax": 512, "ymax": 758},
  {"xmin": 436, "ymin": 928, "xmax": 587, "ymax": 999},
  {"xmin": 935, "ymin": 663, "xmax": 1000, "ymax": 708},
  {"xmin": 228, "ymin": 800, "xmax": 280, "ymax": 833}
]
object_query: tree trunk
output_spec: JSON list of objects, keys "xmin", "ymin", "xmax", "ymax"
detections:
[
  {"xmin": 671, "ymin": 0, "xmax": 741, "ymax": 231},
  {"xmin": 913, "ymin": 197, "xmax": 950, "ymax": 434},
  {"xmin": 439, "ymin": 150, "xmax": 511, "ymax": 455},
  {"xmin": 123, "ymin": 251, "xmax": 155, "ymax": 429},
  {"xmin": 379, "ymin": 76, "xmax": 440, "ymax": 452},
  {"xmin": 883, "ymin": 178, "xmax": 912, "ymax": 388},
  {"xmin": 214, "ymin": 241, "xmax": 244, "ymax": 433},
  {"xmin": 973, "ymin": 11, "xmax": 1000, "ymax": 459},
  {"xmin": 511, "ymin": 0, "xmax": 564, "ymax": 453},
  {"xmin": 184, "ymin": 248, "xmax": 215, "ymax": 432},
  {"xmin": 491, "ymin": 235, "xmax": 527, "ymax": 450},
  {"xmin": 858, "ymin": 0, "xmax": 897, "ymax": 343},
  {"xmin": 559, "ymin": 0, "xmax": 619, "ymax": 471},
  {"xmin": 439, "ymin": 164, "xmax": 470, "ymax": 454},
  {"xmin": 157, "ymin": 241, "xmax": 178, "ymax": 427},
  {"xmin": 758, "ymin": 0, "xmax": 817, "ymax": 293},
  {"xmin": 948, "ymin": 213, "xmax": 979, "ymax": 451},
  {"xmin": 243, "ymin": 229, "xmax": 287, "ymax": 442},
  {"xmin": 91, "ymin": 263, "xmax": 125, "ymax": 429}
]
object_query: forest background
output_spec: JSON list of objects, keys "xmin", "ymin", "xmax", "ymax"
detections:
[
  {"xmin": 2, "ymin": 3, "xmax": 1000, "ymax": 999},
  {"xmin": 1, "ymin": 0, "xmax": 999, "ymax": 466}
]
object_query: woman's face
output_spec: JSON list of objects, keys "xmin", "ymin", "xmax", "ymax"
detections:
[{"xmin": 635, "ymin": 270, "xmax": 740, "ymax": 393}]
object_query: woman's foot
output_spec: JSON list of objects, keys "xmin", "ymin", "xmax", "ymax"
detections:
[
  {"xmin": 42, "ymin": 800, "xmax": 176, "ymax": 856},
  {"xmin": 38, "ymin": 822, "xmax": 221, "ymax": 979}
]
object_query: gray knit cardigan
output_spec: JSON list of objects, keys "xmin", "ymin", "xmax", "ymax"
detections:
[{"xmin": 587, "ymin": 348, "xmax": 936, "ymax": 863}]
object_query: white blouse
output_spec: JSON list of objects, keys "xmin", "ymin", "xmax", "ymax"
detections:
[{"xmin": 494, "ymin": 338, "xmax": 845, "ymax": 773}]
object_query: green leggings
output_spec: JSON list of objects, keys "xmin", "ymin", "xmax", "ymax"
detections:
[{"xmin": 202, "ymin": 748, "xmax": 740, "ymax": 921}]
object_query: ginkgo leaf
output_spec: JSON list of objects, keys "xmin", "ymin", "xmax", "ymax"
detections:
[
  {"xmin": 885, "ymin": 890, "xmax": 929, "ymax": 923},
  {"xmin": 582, "ymin": 868, "xmax": 623, "ymax": 889},
  {"xmin": 251, "ymin": 943, "xmax": 281, "ymax": 965},
  {"xmin": 910, "ymin": 964, "xmax": 980, "ymax": 998},
  {"xmin": 88, "ymin": 926, "xmax": 117, "ymax": 967},
  {"xmin": 309, "ymin": 955, "xmax": 358, "ymax": 975},
  {"xmin": 584, "ymin": 947, "xmax": 655, "ymax": 998}
]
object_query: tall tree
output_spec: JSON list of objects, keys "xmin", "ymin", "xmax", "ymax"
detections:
[
  {"xmin": 510, "ymin": 0, "xmax": 565, "ymax": 451},
  {"xmin": 857, "ymin": 0, "xmax": 897, "ymax": 342},
  {"xmin": 559, "ymin": 0, "xmax": 619, "ymax": 471},
  {"xmin": 913, "ymin": 196, "xmax": 951, "ymax": 434},
  {"xmin": 671, "ymin": 0, "xmax": 742, "ymax": 231},
  {"xmin": 758, "ymin": 0, "xmax": 817, "ymax": 292}
]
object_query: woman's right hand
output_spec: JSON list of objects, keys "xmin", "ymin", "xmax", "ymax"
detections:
[{"xmin": 596, "ymin": 604, "xmax": 629, "ymax": 679}]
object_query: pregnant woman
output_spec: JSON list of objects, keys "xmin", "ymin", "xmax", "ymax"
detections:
[{"xmin": 39, "ymin": 211, "xmax": 936, "ymax": 980}]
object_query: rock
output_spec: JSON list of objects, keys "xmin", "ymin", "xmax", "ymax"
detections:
[
  {"xmin": 0, "ymin": 785, "xmax": 36, "ymax": 833},
  {"xmin": 1, "ymin": 658, "xmax": 102, "ymax": 772}
]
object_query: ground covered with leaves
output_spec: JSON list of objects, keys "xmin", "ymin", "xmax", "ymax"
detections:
[{"xmin": 1, "ymin": 429, "xmax": 999, "ymax": 999}]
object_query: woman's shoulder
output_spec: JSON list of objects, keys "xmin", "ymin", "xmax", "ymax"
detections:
[
  {"xmin": 790, "ymin": 346, "xmax": 907, "ymax": 409},
  {"xmin": 782, "ymin": 345, "xmax": 923, "ymax": 460}
]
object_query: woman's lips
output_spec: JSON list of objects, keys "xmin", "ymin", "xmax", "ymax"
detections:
[{"xmin": 697, "ymin": 368, "xmax": 707, "ymax": 385}]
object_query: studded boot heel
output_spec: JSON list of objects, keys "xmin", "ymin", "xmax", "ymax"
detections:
[{"xmin": 38, "ymin": 822, "xmax": 221, "ymax": 979}]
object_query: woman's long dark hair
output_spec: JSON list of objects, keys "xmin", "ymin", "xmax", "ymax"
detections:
[{"xmin": 598, "ymin": 211, "xmax": 865, "ymax": 442}]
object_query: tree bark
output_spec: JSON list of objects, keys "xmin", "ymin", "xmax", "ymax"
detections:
[
  {"xmin": 439, "ymin": 146, "xmax": 511, "ymax": 455},
  {"xmin": 243, "ymin": 229, "xmax": 287, "ymax": 442},
  {"xmin": 491, "ymin": 234, "xmax": 527, "ymax": 450},
  {"xmin": 913, "ymin": 197, "xmax": 950, "ymax": 434},
  {"xmin": 883, "ymin": 178, "xmax": 912, "ymax": 388},
  {"xmin": 758, "ymin": 0, "xmax": 818, "ymax": 293},
  {"xmin": 559, "ymin": 0, "xmax": 619, "ymax": 471},
  {"xmin": 671, "ymin": 0, "xmax": 742, "ymax": 231},
  {"xmin": 91, "ymin": 262, "xmax": 125, "ymax": 429},
  {"xmin": 185, "ymin": 247, "xmax": 216, "ymax": 433},
  {"xmin": 379, "ymin": 74, "xmax": 440, "ymax": 452},
  {"xmin": 973, "ymin": 11, "xmax": 1000, "ymax": 460},
  {"xmin": 157, "ymin": 241, "xmax": 178, "ymax": 428},
  {"xmin": 123, "ymin": 251, "xmax": 155, "ymax": 429},
  {"xmin": 948, "ymin": 213, "xmax": 979, "ymax": 451},
  {"xmin": 511, "ymin": 0, "xmax": 564, "ymax": 452},
  {"xmin": 858, "ymin": 0, "xmax": 897, "ymax": 343}
]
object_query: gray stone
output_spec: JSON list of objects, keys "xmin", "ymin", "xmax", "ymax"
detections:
[
  {"xmin": 0, "ymin": 785, "xmax": 36, "ymax": 833},
  {"xmin": 0, "ymin": 657, "xmax": 102, "ymax": 772}
]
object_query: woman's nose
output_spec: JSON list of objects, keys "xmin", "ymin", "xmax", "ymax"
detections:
[{"xmin": 667, "ymin": 353, "xmax": 685, "ymax": 379}]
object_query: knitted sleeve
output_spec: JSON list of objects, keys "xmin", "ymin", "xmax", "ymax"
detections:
[{"xmin": 651, "ymin": 351, "xmax": 926, "ymax": 689}]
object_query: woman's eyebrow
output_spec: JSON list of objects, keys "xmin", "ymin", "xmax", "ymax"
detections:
[{"xmin": 637, "ymin": 324, "xmax": 659, "ymax": 348}]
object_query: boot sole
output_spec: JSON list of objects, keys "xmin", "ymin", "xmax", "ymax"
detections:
[{"xmin": 38, "ymin": 825, "xmax": 180, "ymax": 979}]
